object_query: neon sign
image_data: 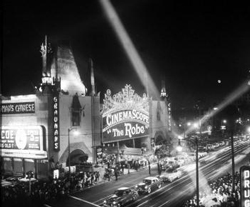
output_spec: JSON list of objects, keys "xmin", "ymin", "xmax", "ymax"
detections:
[
  {"xmin": 240, "ymin": 166, "xmax": 250, "ymax": 207},
  {"xmin": 102, "ymin": 85, "xmax": 149, "ymax": 142},
  {"xmin": 53, "ymin": 95, "xmax": 60, "ymax": 151}
]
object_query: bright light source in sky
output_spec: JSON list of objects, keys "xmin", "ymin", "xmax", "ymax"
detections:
[
  {"xmin": 218, "ymin": 79, "xmax": 221, "ymax": 83},
  {"xmin": 99, "ymin": 0, "xmax": 159, "ymax": 98}
]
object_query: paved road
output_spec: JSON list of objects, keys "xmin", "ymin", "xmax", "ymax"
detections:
[{"xmin": 45, "ymin": 141, "xmax": 250, "ymax": 207}]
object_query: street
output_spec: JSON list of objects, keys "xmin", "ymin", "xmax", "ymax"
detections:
[{"xmin": 45, "ymin": 141, "xmax": 250, "ymax": 207}]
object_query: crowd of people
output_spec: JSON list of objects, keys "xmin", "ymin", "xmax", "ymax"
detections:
[
  {"xmin": 1, "ymin": 171, "xmax": 100, "ymax": 207},
  {"xmin": 182, "ymin": 172, "xmax": 241, "ymax": 207},
  {"xmin": 1, "ymin": 152, "xmax": 247, "ymax": 207}
]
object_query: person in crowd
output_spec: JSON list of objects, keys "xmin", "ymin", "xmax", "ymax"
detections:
[
  {"xmin": 114, "ymin": 167, "xmax": 119, "ymax": 181},
  {"xmin": 182, "ymin": 171, "xmax": 241, "ymax": 207},
  {"xmin": 91, "ymin": 172, "xmax": 95, "ymax": 185}
]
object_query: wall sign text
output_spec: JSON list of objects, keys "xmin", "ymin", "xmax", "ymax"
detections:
[
  {"xmin": 53, "ymin": 95, "xmax": 60, "ymax": 151},
  {"xmin": 1, "ymin": 102, "xmax": 35, "ymax": 114}
]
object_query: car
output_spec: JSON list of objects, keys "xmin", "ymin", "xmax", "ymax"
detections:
[
  {"xmin": 135, "ymin": 177, "xmax": 162, "ymax": 194},
  {"xmin": 102, "ymin": 187, "xmax": 139, "ymax": 207},
  {"xmin": 157, "ymin": 169, "xmax": 183, "ymax": 183}
]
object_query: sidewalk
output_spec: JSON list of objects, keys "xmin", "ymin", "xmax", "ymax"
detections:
[{"xmin": 79, "ymin": 165, "xmax": 155, "ymax": 191}]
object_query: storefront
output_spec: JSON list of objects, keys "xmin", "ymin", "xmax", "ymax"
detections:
[{"xmin": 0, "ymin": 96, "xmax": 48, "ymax": 179}]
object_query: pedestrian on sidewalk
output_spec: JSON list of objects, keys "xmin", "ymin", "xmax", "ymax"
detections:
[
  {"xmin": 115, "ymin": 167, "xmax": 119, "ymax": 181},
  {"xmin": 148, "ymin": 161, "xmax": 151, "ymax": 175},
  {"xmin": 95, "ymin": 171, "xmax": 100, "ymax": 182},
  {"xmin": 121, "ymin": 164, "xmax": 124, "ymax": 174}
]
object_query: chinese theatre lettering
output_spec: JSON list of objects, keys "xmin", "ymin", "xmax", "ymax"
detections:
[
  {"xmin": 1, "ymin": 102, "xmax": 35, "ymax": 114},
  {"xmin": 102, "ymin": 85, "xmax": 149, "ymax": 142},
  {"xmin": 53, "ymin": 95, "xmax": 60, "ymax": 151}
]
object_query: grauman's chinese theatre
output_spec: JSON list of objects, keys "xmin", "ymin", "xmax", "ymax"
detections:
[
  {"xmin": 0, "ymin": 38, "xmax": 101, "ymax": 179},
  {"xmin": 101, "ymin": 84, "xmax": 173, "ymax": 157}
]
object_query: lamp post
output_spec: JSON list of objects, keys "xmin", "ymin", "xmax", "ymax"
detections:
[
  {"xmin": 193, "ymin": 121, "xmax": 201, "ymax": 207},
  {"xmin": 228, "ymin": 119, "xmax": 235, "ymax": 193},
  {"xmin": 195, "ymin": 136, "xmax": 199, "ymax": 207}
]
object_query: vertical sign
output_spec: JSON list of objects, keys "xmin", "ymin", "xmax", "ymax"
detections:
[
  {"xmin": 240, "ymin": 166, "xmax": 250, "ymax": 207},
  {"xmin": 53, "ymin": 94, "xmax": 60, "ymax": 151},
  {"xmin": 96, "ymin": 146, "xmax": 103, "ymax": 164}
]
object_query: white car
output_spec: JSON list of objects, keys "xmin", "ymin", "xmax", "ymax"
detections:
[{"xmin": 158, "ymin": 169, "xmax": 183, "ymax": 183}]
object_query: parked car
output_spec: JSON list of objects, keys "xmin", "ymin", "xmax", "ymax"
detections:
[
  {"xmin": 102, "ymin": 187, "xmax": 139, "ymax": 207},
  {"xmin": 135, "ymin": 177, "xmax": 162, "ymax": 194},
  {"xmin": 157, "ymin": 168, "xmax": 183, "ymax": 183}
]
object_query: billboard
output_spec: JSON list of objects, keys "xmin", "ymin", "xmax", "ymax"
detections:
[
  {"xmin": 102, "ymin": 85, "xmax": 149, "ymax": 143},
  {"xmin": 0, "ymin": 126, "xmax": 47, "ymax": 159}
]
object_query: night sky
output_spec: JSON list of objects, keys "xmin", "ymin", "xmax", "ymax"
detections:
[{"xmin": 2, "ymin": 0, "xmax": 250, "ymax": 109}]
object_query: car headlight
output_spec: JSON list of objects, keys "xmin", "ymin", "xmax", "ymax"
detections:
[{"xmin": 145, "ymin": 185, "xmax": 148, "ymax": 189}]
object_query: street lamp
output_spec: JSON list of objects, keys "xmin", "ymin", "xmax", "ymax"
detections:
[
  {"xmin": 195, "ymin": 137, "xmax": 199, "ymax": 207},
  {"xmin": 193, "ymin": 122, "xmax": 201, "ymax": 207},
  {"xmin": 68, "ymin": 128, "xmax": 79, "ymax": 180}
]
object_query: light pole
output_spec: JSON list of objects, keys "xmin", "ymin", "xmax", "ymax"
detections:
[
  {"xmin": 193, "ymin": 121, "xmax": 201, "ymax": 207},
  {"xmin": 229, "ymin": 120, "xmax": 235, "ymax": 193},
  {"xmin": 195, "ymin": 136, "xmax": 199, "ymax": 207}
]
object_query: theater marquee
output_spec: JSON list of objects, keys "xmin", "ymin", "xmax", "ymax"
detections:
[
  {"xmin": 102, "ymin": 85, "xmax": 149, "ymax": 143},
  {"xmin": 0, "ymin": 126, "xmax": 47, "ymax": 159}
]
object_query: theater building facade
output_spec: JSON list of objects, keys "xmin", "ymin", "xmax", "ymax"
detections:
[
  {"xmin": 0, "ymin": 39, "xmax": 173, "ymax": 179},
  {"xmin": 0, "ymin": 87, "xmax": 101, "ymax": 179},
  {"xmin": 0, "ymin": 42, "xmax": 101, "ymax": 179},
  {"xmin": 101, "ymin": 84, "xmax": 173, "ymax": 157}
]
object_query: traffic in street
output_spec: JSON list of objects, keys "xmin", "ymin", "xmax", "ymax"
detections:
[{"xmin": 42, "ymin": 139, "xmax": 250, "ymax": 207}]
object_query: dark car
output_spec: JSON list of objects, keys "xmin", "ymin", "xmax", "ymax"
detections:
[
  {"xmin": 135, "ymin": 177, "xmax": 162, "ymax": 194},
  {"xmin": 103, "ymin": 187, "xmax": 139, "ymax": 207}
]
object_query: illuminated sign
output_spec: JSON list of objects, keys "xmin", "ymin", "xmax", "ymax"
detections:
[
  {"xmin": 96, "ymin": 146, "xmax": 103, "ymax": 164},
  {"xmin": 103, "ymin": 109, "xmax": 149, "ymax": 141},
  {"xmin": 1, "ymin": 102, "xmax": 35, "ymax": 114},
  {"xmin": 102, "ymin": 85, "xmax": 149, "ymax": 142},
  {"xmin": 53, "ymin": 95, "xmax": 60, "ymax": 151},
  {"xmin": 0, "ymin": 126, "xmax": 47, "ymax": 159},
  {"xmin": 240, "ymin": 166, "xmax": 250, "ymax": 207}
]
